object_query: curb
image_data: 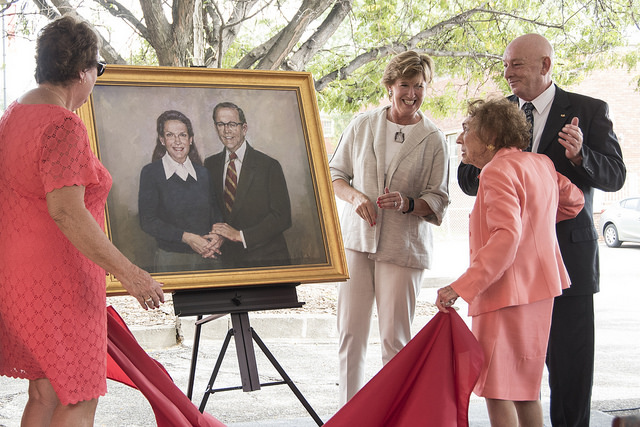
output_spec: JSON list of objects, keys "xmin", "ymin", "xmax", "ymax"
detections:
[
  {"xmin": 130, "ymin": 276, "xmax": 458, "ymax": 350},
  {"xmin": 130, "ymin": 314, "xmax": 440, "ymax": 350}
]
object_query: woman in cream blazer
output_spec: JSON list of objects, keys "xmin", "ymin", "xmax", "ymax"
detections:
[{"xmin": 330, "ymin": 51, "xmax": 450, "ymax": 405}]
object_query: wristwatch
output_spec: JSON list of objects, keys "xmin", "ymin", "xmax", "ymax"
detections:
[{"xmin": 403, "ymin": 197, "xmax": 414, "ymax": 214}]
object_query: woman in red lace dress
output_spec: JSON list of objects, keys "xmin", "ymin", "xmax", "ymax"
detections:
[{"xmin": 0, "ymin": 16, "xmax": 164, "ymax": 426}]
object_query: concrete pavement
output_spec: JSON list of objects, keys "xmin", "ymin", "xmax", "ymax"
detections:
[{"xmin": 0, "ymin": 313, "xmax": 625, "ymax": 427}]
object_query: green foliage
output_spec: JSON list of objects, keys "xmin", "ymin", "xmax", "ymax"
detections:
[
  {"xmin": 314, "ymin": 56, "xmax": 389, "ymax": 113},
  {"xmin": 620, "ymin": 50, "xmax": 640, "ymax": 72},
  {"xmin": 314, "ymin": 0, "xmax": 639, "ymax": 113},
  {"xmin": 127, "ymin": 40, "xmax": 159, "ymax": 66},
  {"xmin": 15, "ymin": 0, "xmax": 640, "ymax": 112}
]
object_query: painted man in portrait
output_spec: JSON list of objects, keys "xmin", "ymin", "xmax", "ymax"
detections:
[{"xmin": 204, "ymin": 101, "xmax": 292, "ymax": 268}]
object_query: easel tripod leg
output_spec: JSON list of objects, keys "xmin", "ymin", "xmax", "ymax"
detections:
[
  {"xmin": 187, "ymin": 315, "xmax": 203, "ymax": 400},
  {"xmin": 251, "ymin": 329, "xmax": 324, "ymax": 426},
  {"xmin": 199, "ymin": 329, "xmax": 234, "ymax": 412}
]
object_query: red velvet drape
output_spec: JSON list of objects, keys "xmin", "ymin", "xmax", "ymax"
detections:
[
  {"xmin": 324, "ymin": 310, "xmax": 483, "ymax": 427},
  {"xmin": 106, "ymin": 306, "xmax": 225, "ymax": 427}
]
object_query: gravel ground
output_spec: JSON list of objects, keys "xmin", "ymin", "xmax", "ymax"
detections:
[{"xmin": 107, "ymin": 283, "xmax": 439, "ymax": 329}]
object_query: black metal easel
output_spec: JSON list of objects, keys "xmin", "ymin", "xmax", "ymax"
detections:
[{"xmin": 172, "ymin": 283, "xmax": 324, "ymax": 426}]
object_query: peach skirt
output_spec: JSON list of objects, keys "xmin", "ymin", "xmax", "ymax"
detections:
[{"xmin": 472, "ymin": 298, "xmax": 553, "ymax": 401}]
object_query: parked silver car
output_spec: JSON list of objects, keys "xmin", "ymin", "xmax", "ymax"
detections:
[{"xmin": 599, "ymin": 196, "xmax": 640, "ymax": 247}]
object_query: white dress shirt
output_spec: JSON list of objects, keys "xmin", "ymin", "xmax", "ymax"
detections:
[{"xmin": 518, "ymin": 83, "xmax": 556, "ymax": 153}]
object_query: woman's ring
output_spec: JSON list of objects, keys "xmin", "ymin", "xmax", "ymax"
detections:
[
  {"xmin": 394, "ymin": 201, "xmax": 397, "ymax": 207},
  {"xmin": 145, "ymin": 298, "xmax": 153, "ymax": 303}
]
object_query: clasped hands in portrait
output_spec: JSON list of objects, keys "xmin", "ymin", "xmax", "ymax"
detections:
[
  {"xmin": 184, "ymin": 228, "xmax": 224, "ymax": 259},
  {"xmin": 196, "ymin": 222, "xmax": 241, "ymax": 259}
]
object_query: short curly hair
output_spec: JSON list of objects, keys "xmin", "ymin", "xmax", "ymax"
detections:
[
  {"xmin": 34, "ymin": 15, "xmax": 100, "ymax": 85},
  {"xmin": 382, "ymin": 50, "xmax": 434, "ymax": 89},
  {"xmin": 466, "ymin": 97, "xmax": 530, "ymax": 151}
]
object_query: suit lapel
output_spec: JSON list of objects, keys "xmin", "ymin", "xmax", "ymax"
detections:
[
  {"xmin": 211, "ymin": 152, "xmax": 226, "ymax": 209},
  {"xmin": 231, "ymin": 143, "xmax": 255, "ymax": 218},
  {"xmin": 372, "ymin": 108, "xmax": 388, "ymax": 192},
  {"xmin": 538, "ymin": 85, "xmax": 571, "ymax": 154}
]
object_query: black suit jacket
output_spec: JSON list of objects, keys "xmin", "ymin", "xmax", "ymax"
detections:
[
  {"xmin": 204, "ymin": 143, "xmax": 292, "ymax": 268},
  {"xmin": 458, "ymin": 86, "xmax": 626, "ymax": 296}
]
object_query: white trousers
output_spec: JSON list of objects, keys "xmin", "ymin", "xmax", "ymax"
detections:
[{"xmin": 337, "ymin": 249, "xmax": 424, "ymax": 405}]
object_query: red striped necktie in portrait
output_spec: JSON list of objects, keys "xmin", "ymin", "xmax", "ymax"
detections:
[{"xmin": 224, "ymin": 152, "xmax": 238, "ymax": 214}]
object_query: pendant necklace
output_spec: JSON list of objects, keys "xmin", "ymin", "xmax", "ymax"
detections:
[
  {"xmin": 41, "ymin": 85, "xmax": 67, "ymax": 108},
  {"xmin": 394, "ymin": 124, "xmax": 405, "ymax": 143},
  {"xmin": 389, "ymin": 109, "xmax": 408, "ymax": 143}
]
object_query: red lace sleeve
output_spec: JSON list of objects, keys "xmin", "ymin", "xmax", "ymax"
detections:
[{"xmin": 39, "ymin": 113, "xmax": 101, "ymax": 194}]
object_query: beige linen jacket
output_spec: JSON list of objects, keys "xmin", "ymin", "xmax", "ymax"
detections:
[{"xmin": 330, "ymin": 105, "xmax": 450, "ymax": 270}]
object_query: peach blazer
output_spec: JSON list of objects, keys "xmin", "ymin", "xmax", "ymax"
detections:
[{"xmin": 451, "ymin": 148, "xmax": 584, "ymax": 316}]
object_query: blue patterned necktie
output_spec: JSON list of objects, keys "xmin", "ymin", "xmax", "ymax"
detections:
[{"xmin": 522, "ymin": 102, "xmax": 534, "ymax": 152}]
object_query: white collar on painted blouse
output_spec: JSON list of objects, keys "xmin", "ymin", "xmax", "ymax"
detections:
[{"xmin": 162, "ymin": 153, "xmax": 197, "ymax": 181}]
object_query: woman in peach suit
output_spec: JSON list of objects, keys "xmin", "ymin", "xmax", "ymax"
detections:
[{"xmin": 436, "ymin": 98, "xmax": 584, "ymax": 427}]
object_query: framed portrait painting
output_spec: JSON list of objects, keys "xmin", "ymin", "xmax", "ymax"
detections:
[{"xmin": 77, "ymin": 65, "xmax": 348, "ymax": 295}]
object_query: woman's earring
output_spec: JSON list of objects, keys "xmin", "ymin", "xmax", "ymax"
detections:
[{"xmin": 388, "ymin": 90, "xmax": 392, "ymax": 96}]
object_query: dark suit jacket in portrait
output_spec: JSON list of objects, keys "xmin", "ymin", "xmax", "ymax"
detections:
[
  {"xmin": 139, "ymin": 160, "xmax": 223, "ymax": 254},
  {"xmin": 458, "ymin": 85, "xmax": 626, "ymax": 296},
  {"xmin": 204, "ymin": 142, "xmax": 292, "ymax": 268}
]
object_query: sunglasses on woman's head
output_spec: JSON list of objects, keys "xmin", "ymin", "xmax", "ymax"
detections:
[{"xmin": 97, "ymin": 61, "xmax": 106, "ymax": 77}]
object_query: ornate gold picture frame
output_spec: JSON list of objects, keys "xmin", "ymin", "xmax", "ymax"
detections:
[{"xmin": 77, "ymin": 65, "xmax": 347, "ymax": 295}]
